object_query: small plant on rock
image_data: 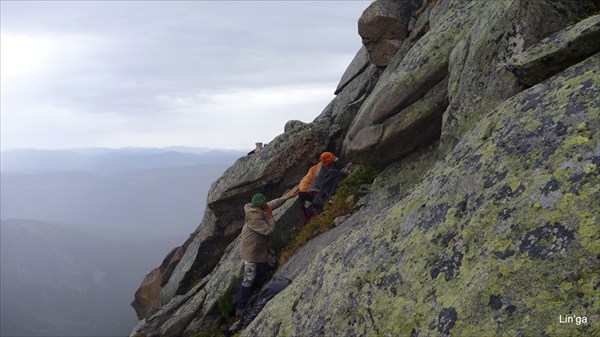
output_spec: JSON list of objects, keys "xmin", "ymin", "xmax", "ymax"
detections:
[
  {"xmin": 278, "ymin": 165, "xmax": 377, "ymax": 264},
  {"xmin": 335, "ymin": 165, "xmax": 377, "ymax": 202},
  {"xmin": 217, "ymin": 294, "xmax": 233, "ymax": 319}
]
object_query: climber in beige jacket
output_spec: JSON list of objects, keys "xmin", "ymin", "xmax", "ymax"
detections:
[{"xmin": 236, "ymin": 192, "xmax": 293, "ymax": 316}]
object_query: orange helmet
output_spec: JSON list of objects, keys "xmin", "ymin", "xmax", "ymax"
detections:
[{"xmin": 320, "ymin": 152, "xmax": 337, "ymax": 166}]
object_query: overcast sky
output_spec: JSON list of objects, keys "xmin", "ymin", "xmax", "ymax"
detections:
[{"xmin": 0, "ymin": 0, "xmax": 369, "ymax": 151}]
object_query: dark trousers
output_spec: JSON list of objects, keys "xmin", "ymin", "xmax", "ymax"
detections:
[
  {"xmin": 236, "ymin": 261, "xmax": 272, "ymax": 314},
  {"xmin": 298, "ymin": 191, "xmax": 318, "ymax": 221},
  {"xmin": 298, "ymin": 191, "xmax": 317, "ymax": 203}
]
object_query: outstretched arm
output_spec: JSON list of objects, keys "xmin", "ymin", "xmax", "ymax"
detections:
[{"xmin": 267, "ymin": 196, "xmax": 289, "ymax": 210}]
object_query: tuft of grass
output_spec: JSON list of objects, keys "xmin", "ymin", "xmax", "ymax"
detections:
[
  {"xmin": 568, "ymin": 1, "xmax": 600, "ymax": 25},
  {"xmin": 278, "ymin": 166, "xmax": 377, "ymax": 264},
  {"xmin": 335, "ymin": 165, "xmax": 378, "ymax": 202},
  {"xmin": 587, "ymin": 1, "xmax": 600, "ymax": 15},
  {"xmin": 192, "ymin": 330, "xmax": 224, "ymax": 337},
  {"xmin": 217, "ymin": 294, "xmax": 233, "ymax": 319}
]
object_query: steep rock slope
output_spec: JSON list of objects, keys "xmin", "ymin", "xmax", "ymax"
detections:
[
  {"xmin": 248, "ymin": 50, "xmax": 599, "ymax": 337},
  {"xmin": 131, "ymin": 1, "xmax": 599, "ymax": 336}
]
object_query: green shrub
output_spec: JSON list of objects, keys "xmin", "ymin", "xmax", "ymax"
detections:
[
  {"xmin": 335, "ymin": 165, "xmax": 377, "ymax": 201},
  {"xmin": 217, "ymin": 295, "xmax": 233, "ymax": 319},
  {"xmin": 192, "ymin": 328, "xmax": 225, "ymax": 337},
  {"xmin": 278, "ymin": 166, "xmax": 377, "ymax": 264}
]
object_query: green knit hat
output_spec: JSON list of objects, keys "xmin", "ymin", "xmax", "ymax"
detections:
[{"xmin": 251, "ymin": 193, "xmax": 266, "ymax": 207}]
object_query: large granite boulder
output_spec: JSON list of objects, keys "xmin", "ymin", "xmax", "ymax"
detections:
[
  {"xmin": 325, "ymin": 64, "xmax": 384, "ymax": 152},
  {"xmin": 345, "ymin": 0, "xmax": 485, "ymax": 165},
  {"xmin": 358, "ymin": 0, "xmax": 422, "ymax": 66},
  {"xmin": 345, "ymin": 0, "xmax": 594, "ymax": 166},
  {"xmin": 440, "ymin": 0, "xmax": 594, "ymax": 147},
  {"xmin": 345, "ymin": 77, "xmax": 448, "ymax": 166}
]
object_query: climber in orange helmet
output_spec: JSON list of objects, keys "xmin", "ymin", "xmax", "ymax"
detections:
[
  {"xmin": 298, "ymin": 152, "xmax": 338, "ymax": 203},
  {"xmin": 297, "ymin": 152, "xmax": 343, "ymax": 220}
]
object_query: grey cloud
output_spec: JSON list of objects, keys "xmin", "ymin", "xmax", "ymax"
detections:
[{"xmin": 1, "ymin": 1, "xmax": 370, "ymax": 149}]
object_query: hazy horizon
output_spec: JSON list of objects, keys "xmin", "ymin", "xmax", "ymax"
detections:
[
  {"xmin": 0, "ymin": 147, "xmax": 240, "ymax": 234},
  {"xmin": 0, "ymin": 146, "xmax": 241, "ymax": 335},
  {"xmin": 1, "ymin": 218, "xmax": 188, "ymax": 336},
  {"xmin": 1, "ymin": 145, "xmax": 249, "ymax": 154}
]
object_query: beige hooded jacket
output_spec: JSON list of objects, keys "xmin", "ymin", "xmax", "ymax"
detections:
[{"xmin": 240, "ymin": 196, "xmax": 287, "ymax": 263}]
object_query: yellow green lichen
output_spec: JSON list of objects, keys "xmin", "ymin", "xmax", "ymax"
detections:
[
  {"xmin": 583, "ymin": 163, "xmax": 596, "ymax": 173},
  {"xmin": 564, "ymin": 135, "xmax": 590, "ymax": 147},
  {"xmin": 509, "ymin": 180, "xmax": 521, "ymax": 192},
  {"xmin": 241, "ymin": 11, "xmax": 599, "ymax": 337}
]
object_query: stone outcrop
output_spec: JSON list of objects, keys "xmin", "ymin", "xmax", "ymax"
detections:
[
  {"xmin": 439, "ymin": 0, "xmax": 592, "ymax": 147},
  {"xmin": 132, "ymin": 234, "xmax": 196, "ymax": 319},
  {"xmin": 345, "ymin": 77, "xmax": 448, "ymax": 166},
  {"xmin": 247, "ymin": 50, "xmax": 600, "ymax": 337},
  {"xmin": 131, "ymin": 1, "xmax": 600, "ymax": 336},
  {"xmin": 334, "ymin": 46, "xmax": 370, "ymax": 95},
  {"xmin": 345, "ymin": 0, "xmax": 484, "ymax": 165},
  {"xmin": 507, "ymin": 14, "xmax": 600, "ymax": 86},
  {"xmin": 358, "ymin": 0, "xmax": 422, "ymax": 66}
]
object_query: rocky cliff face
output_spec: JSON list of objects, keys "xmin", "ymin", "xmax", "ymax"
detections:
[{"xmin": 131, "ymin": 1, "xmax": 600, "ymax": 336}]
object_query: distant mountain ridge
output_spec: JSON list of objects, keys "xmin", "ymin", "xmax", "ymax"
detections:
[
  {"xmin": 0, "ymin": 219, "xmax": 186, "ymax": 337},
  {"xmin": 0, "ymin": 148, "xmax": 242, "ymax": 336},
  {"xmin": 0, "ymin": 147, "xmax": 245, "ymax": 174},
  {"xmin": 1, "ymin": 148, "xmax": 243, "ymax": 237}
]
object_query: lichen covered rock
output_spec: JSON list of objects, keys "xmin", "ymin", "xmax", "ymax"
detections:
[
  {"xmin": 508, "ymin": 15, "xmax": 600, "ymax": 86},
  {"xmin": 346, "ymin": 77, "xmax": 448, "ymax": 166},
  {"xmin": 441, "ymin": 0, "xmax": 592, "ymax": 146},
  {"xmin": 345, "ymin": 0, "xmax": 485, "ymax": 165},
  {"xmin": 244, "ymin": 54, "xmax": 600, "ymax": 337}
]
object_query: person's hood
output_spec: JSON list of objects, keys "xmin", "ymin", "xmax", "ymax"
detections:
[{"xmin": 244, "ymin": 203, "xmax": 266, "ymax": 221}]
